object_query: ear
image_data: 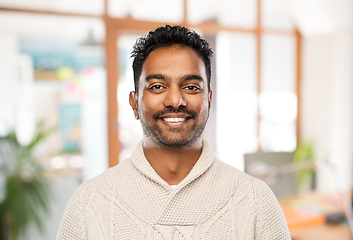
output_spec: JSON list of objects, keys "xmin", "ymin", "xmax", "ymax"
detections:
[
  {"xmin": 208, "ymin": 90, "xmax": 213, "ymax": 110},
  {"xmin": 129, "ymin": 91, "xmax": 139, "ymax": 120}
]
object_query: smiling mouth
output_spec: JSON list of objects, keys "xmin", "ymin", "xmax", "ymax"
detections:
[{"xmin": 162, "ymin": 117, "xmax": 187, "ymax": 123}]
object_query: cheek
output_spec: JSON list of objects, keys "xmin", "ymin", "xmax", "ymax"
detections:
[
  {"xmin": 139, "ymin": 95, "xmax": 162, "ymax": 114},
  {"xmin": 190, "ymin": 97, "xmax": 209, "ymax": 116},
  {"xmin": 199, "ymin": 103, "xmax": 209, "ymax": 117}
]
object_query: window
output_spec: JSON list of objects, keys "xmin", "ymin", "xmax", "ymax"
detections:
[{"xmin": 0, "ymin": 0, "xmax": 301, "ymax": 169}]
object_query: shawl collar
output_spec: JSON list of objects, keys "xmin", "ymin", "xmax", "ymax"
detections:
[
  {"xmin": 130, "ymin": 139, "xmax": 216, "ymax": 189},
  {"xmin": 102, "ymin": 139, "xmax": 240, "ymax": 225}
]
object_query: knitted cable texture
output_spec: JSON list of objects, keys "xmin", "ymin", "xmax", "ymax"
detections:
[{"xmin": 57, "ymin": 140, "xmax": 290, "ymax": 239}]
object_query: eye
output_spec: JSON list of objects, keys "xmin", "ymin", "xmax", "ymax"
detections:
[
  {"xmin": 183, "ymin": 85, "xmax": 201, "ymax": 92},
  {"xmin": 148, "ymin": 84, "xmax": 166, "ymax": 93},
  {"xmin": 150, "ymin": 85, "xmax": 163, "ymax": 90}
]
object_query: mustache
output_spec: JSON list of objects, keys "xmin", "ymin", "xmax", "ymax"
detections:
[{"xmin": 152, "ymin": 106, "xmax": 197, "ymax": 119}]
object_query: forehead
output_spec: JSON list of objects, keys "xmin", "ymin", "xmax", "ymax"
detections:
[{"xmin": 140, "ymin": 45, "xmax": 206, "ymax": 77}]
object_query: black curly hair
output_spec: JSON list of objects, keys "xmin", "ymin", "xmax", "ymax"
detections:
[{"xmin": 131, "ymin": 25, "xmax": 213, "ymax": 94}]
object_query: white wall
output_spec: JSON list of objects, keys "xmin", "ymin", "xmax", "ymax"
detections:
[
  {"xmin": 301, "ymin": 31, "xmax": 353, "ymax": 191},
  {"xmin": 296, "ymin": 0, "xmax": 353, "ymax": 191}
]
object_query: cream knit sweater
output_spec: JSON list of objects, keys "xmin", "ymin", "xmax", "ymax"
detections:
[{"xmin": 57, "ymin": 140, "xmax": 290, "ymax": 239}]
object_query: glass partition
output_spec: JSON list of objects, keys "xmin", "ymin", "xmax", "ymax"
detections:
[
  {"xmin": 216, "ymin": 32, "xmax": 258, "ymax": 170},
  {"xmin": 260, "ymin": 34, "xmax": 297, "ymax": 152},
  {"xmin": 0, "ymin": 12, "xmax": 108, "ymax": 180},
  {"xmin": 0, "ymin": 12, "xmax": 107, "ymax": 239},
  {"xmin": 117, "ymin": 34, "xmax": 143, "ymax": 162}
]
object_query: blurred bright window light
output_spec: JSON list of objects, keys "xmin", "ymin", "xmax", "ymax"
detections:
[
  {"xmin": 259, "ymin": 32, "xmax": 297, "ymax": 152},
  {"xmin": 260, "ymin": 121, "xmax": 297, "ymax": 152},
  {"xmin": 0, "ymin": 0, "xmax": 104, "ymax": 15},
  {"xmin": 0, "ymin": 50, "xmax": 35, "ymax": 144},
  {"xmin": 261, "ymin": 34, "xmax": 296, "ymax": 93},
  {"xmin": 0, "ymin": 108, "xmax": 13, "ymax": 137},
  {"xmin": 68, "ymin": 155, "xmax": 85, "ymax": 169},
  {"xmin": 216, "ymin": 32, "xmax": 258, "ymax": 171},
  {"xmin": 216, "ymin": 92, "xmax": 258, "ymax": 170},
  {"xmin": 50, "ymin": 154, "xmax": 85, "ymax": 169},
  {"xmin": 109, "ymin": 0, "xmax": 183, "ymax": 23},
  {"xmin": 188, "ymin": 0, "xmax": 256, "ymax": 29},
  {"xmin": 259, "ymin": 92, "xmax": 297, "ymax": 122},
  {"xmin": 50, "ymin": 156, "xmax": 66, "ymax": 169},
  {"xmin": 117, "ymin": 35, "xmax": 143, "ymax": 162},
  {"xmin": 259, "ymin": 92, "xmax": 297, "ymax": 152},
  {"xmin": 15, "ymin": 107, "xmax": 36, "ymax": 146},
  {"xmin": 0, "ymin": 51, "xmax": 18, "ymax": 136}
]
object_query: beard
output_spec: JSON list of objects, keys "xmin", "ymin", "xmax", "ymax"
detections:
[{"xmin": 138, "ymin": 106, "xmax": 209, "ymax": 149}]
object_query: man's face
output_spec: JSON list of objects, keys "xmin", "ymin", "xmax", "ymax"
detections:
[{"xmin": 129, "ymin": 45, "xmax": 212, "ymax": 148}]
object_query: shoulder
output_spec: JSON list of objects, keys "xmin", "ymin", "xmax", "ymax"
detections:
[
  {"xmin": 56, "ymin": 161, "xmax": 133, "ymax": 239},
  {"xmin": 213, "ymin": 158, "xmax": 261, "ymax": 194},
  {"xmin": 73, "ymin": 159, "xmax": 132, "ymax": 204},
  {"xmin": 212, "ymin": 158, "xmax": 250, "ymax": 179},
  {"xmin": 85, "ymin": 157, "xmax": 134, "ymax": 183},
  {"xmin": 214, "ymin": 160, "xmax": 290, "ymax": 239},
  {"xmin": 213, "ymin": 159, "xmax": 281, "ymax": 208}
]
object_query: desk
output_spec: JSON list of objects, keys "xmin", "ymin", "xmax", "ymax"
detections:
[
  {"xmin": 279, "ymin": 191, "xmax": 352, "ymax": 240},
  {"xmin": 290, "ymin": 224, "xmax": 351, "ymax": 240}
]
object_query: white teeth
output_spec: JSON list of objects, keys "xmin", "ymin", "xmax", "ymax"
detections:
[{"xmin": 163, "ymin": 117, "xmax": 187, "ymax": 123}]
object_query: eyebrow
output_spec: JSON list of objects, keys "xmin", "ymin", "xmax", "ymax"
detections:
[
  {"xmin": 145, "ymin": 74, "xmax": 165, "ymax": 81},
  {"xmin": 182, "ymin": 74, "xmax": 204, "ymax": 82},
  {"xmin": 145, "ymin": 74, "xmax": 204, "ymax": 82}
]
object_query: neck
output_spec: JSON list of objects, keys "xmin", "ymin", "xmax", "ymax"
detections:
[{"xmin": 142, "ymin": 138, "xmax": 203, "ymax": 185}]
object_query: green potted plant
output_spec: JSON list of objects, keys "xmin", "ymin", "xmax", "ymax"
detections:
[
  {"xmin": 293, "ymin": 140, "xmax": 315, "ymax": 193},
  {"xmin": 0, "ymin": 122, "xmax": 54, "ymax": 240}
]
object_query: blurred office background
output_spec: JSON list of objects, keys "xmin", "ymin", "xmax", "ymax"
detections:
[{"xmin": 0, "ymin": 0, "xmax": 352, "ymax": 239}]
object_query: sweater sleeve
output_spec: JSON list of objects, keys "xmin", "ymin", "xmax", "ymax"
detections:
[
  {"xmin": 56, "ymin": 182, "xmax": 88, "ymax": 240},
  {"xmin": 254, "ymin": 179, "xmax": 291, "ymax": 240}
]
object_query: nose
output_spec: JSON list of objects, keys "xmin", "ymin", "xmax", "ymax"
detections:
[{"xmin": 163, "ymin": 86, "xmax": 187, "ymax": 108}]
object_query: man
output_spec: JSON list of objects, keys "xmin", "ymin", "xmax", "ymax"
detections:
[{"xmin": 57, "ymin": 25, "xmax": 290, "ymax": 239}]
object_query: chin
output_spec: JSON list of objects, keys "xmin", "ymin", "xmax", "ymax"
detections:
[
  {"xmin": 141, "ymin": 120, "xmax": 206, "ymax": 149},
  {"xmin": 154, "ymin": 134, "xmax": 201, "ymax": 149}
]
